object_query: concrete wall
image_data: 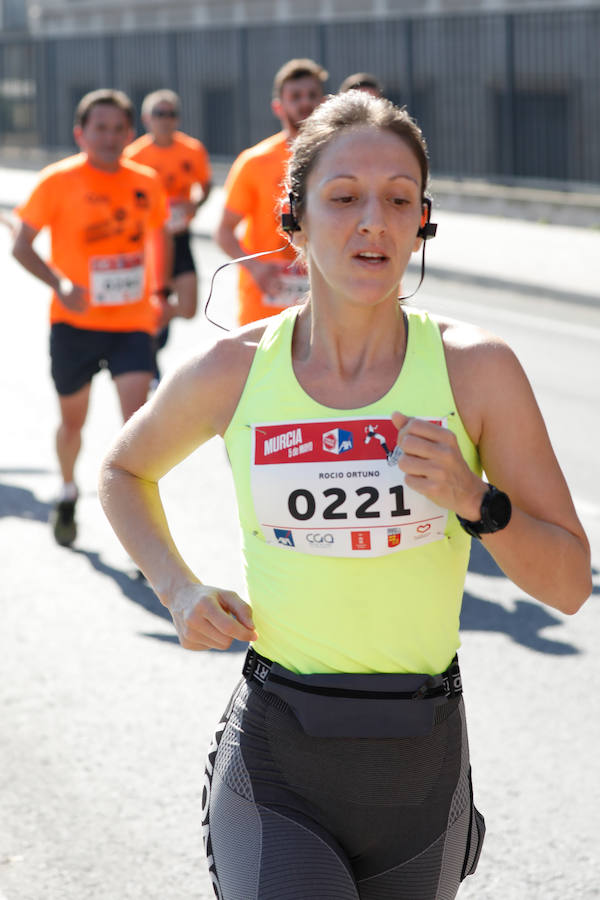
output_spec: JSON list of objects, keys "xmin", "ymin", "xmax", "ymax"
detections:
[
  {"xmin": 5, "ymin": 6, "xmax": 600, "ymax": 184},
  {"xmin": 27, "ymin": 0, "xmax": 600, "ymax": 36}
]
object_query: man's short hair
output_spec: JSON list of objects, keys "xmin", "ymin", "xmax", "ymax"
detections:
[
  {"xmin": 338, "ymin": 72, "xmax": 384, "ymax": 96},
  {"xmin": 272, "ymin": 58, "xmax": 328, "ymax": 99},
  {"xmin": 141, "ymin": 89, "xmax": 181, "ymax": 120},
  {"xmin": 75, "ymin": 89, "xmax": 135, "ymax": 128}
]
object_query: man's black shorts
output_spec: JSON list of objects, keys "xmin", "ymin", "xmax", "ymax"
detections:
[
  {"xmin": 173, "ymin": 230, "xmax": 196, "ymax": 278},
  {"xmin": 50, "ymin": 323, "xmax": 155, "ymax": 396}
]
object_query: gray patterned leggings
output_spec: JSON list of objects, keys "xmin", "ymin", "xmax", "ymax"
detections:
[{"xmin": 202, "ymin": 674, "xmax": 485, "ymax": 900}]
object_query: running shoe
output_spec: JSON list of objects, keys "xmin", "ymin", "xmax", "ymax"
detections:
[{"xmin": 50, "ymin": 499, "xmax": 77, "ymax": 547}]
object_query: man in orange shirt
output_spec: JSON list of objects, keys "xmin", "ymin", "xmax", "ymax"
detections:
[
  {"xmin": 12, "ymin": 89, "xmax": 171, "ymax": 547},
  {"xmin": 216, "ymin": 58, "xmax": 327, "ymax": 326},
  {"xmin": 124, "ymin": 89, "xmax": 212, "ymax": 372}
]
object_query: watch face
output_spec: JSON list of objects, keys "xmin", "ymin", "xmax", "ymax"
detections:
[{"xmin": 486, "ymin": 490, "xmax": 511, "ymax": 530}]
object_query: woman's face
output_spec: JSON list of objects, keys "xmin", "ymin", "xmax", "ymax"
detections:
[{"xmin": 297, "ymin": 126, "xmax": 424, "ymax": 310}]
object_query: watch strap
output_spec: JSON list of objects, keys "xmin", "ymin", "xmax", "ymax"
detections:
[{"xmin": 456, "ymin": 484, "xmax": 511, "ymax": 539}]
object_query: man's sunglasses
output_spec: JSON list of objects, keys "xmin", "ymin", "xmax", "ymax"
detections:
[{"xmin": 152, "ymin": 109, "xmax": 177, "ymax": 118}]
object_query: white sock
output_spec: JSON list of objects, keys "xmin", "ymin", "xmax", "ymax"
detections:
[{"xmin": 58, "ymin": 482, "xmax": 78, "ymax": 503}]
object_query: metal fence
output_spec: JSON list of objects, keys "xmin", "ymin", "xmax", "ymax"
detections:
[{"xmin": 2, "ymin": 7, "xmax": 600, "ymax": 184}]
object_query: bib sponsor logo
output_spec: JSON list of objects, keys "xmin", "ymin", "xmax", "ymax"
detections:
[
  {"xmin": 264, "ymin": 428, "xmax": 305, "ymax": 456},
  {"xmin": 364, "ymin": 424, "xmax": 402, "ymax": 466},
  {"xmin": 306, "ymin": 532, "xmax": 334, "ymax": 545},
  {"xmin": 416, "ymin": 523, "xmax": 431, "ymax": 533},
  {"xmin": 387, "ymin": 528, "xmax": 402, "ymax": 548},
  {"xmin": 351, "ymin": 530, "xmax": 371, "ymax": 551},
  {"xmin": 322, "ymin": 428, "xmax": 353, "ymax": 455},
  {"xmin": 274, "ymin": 528, "xmax": 294, "ymax": 546}
]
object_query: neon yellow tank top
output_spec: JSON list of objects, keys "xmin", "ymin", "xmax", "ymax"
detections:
[{"xmin": 224, "ymin": 305, "xmax": 481, "ymax": 675}]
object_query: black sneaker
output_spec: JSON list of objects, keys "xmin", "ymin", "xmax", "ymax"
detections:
[{"xmin": 50, "ymin": 499, "xmax": 77, "ymax": 547}]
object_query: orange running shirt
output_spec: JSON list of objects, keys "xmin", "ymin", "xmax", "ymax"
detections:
[
  {"xmin": 224, "ymin": 131, "xmax": 306, "ymax": 325},
  {"xmin": 124, "ymin": 131, "xmax": 211, "ymax": 233},
  {"xmin": 16, "ymin": 153, "xmax": 168, "ymax": 333}
]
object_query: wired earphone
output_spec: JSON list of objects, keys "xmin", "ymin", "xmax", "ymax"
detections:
[{"xmin": 204, "ymin": 193, "xmax": 437, "ymax": 331}]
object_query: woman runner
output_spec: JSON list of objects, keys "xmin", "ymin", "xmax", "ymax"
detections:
[{"xmin": 99, "ymin": 92, "xmax": 592, "ymax": 900}]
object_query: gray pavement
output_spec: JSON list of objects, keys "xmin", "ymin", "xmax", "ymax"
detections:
[{"xmin": 1, "ymin": 163, "xmax": 600, "ymax": 900}]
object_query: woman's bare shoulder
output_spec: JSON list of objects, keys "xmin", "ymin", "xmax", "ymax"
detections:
[
  {"xmin": 433, "ymin": 311, "xmax": 503, "ymax": 350},
  {"xmin": 155, "ymin": 320, "xmax": 270, "ymax": 436},
  {"xmin": 430, "ymin": 311, "xmax": 529, "ymax": 443},
  {"xmin": 432, "ymin": 311, "xmax": 520, "ymax": 372},
  {"xmin": 197, "ymin": 320, "xmax": 269, "ymax": 379}
]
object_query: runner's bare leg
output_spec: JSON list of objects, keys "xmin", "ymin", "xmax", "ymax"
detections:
[
  {"xmin": 56, "ymin": 383, "xmax": 91, "ymax": 484},
  {"xmin": 172, "ymin": 270, "xmax": 198, "ymax": 319},
  {"xmin": 115, "ymin": 371, "xmax": 154, "ymax": 421}
]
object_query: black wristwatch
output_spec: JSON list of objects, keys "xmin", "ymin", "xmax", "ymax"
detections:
[{"xmin": 456, "ymin": 484, "xmax": 512, "ymax": 539}]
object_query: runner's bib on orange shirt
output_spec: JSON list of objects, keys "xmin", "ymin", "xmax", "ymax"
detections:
[
  {"xmin": 263, "ymin": 261, "xmax": 310, "ymax": 309},
  {"xmin": 89, "ymin": 251, "xmax": 145, "ymax": 306},
  {"xmin": 124, "ymin": 131, "xmax": 211, "ymax": 233},
  {"xmin": 16, "ymin": 154, "xmax": 168, "ymax": 333},
  {"xmin": 224, "ymin": 131, "xmax": 297, "ymax": 324},
  {"xmin": 166, "ymin": 200, "xmax": 189, "ymax": 234},
  {"xmin": 251, "ymin": 416, "xmax": 449, "ymax": 558}
]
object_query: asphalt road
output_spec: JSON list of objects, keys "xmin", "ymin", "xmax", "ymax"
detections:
[{"xmin": 1, "ymin": 227, "xmax": 599, "ymax": 900}]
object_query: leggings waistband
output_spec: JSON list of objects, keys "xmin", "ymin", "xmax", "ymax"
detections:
[
  {"xmin": 243, "ymin": 648, "xmax": 462, "ymax": 700},
  {"xmin": 242, "ymin": 649, "xmax": 462, "ymax": 738}
]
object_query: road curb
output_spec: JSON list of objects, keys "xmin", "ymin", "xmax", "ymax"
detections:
[{"xmin": 432, "ymin": 177, "xmax": 600, "ymax": 229}]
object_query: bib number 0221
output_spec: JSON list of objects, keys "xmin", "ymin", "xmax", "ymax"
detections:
[{"xmin": 287, "ymin": 485, "xmax": 411, "ymax": 522}]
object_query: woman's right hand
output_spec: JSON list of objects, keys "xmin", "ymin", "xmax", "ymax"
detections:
[{"xmin": 166, "ymin": 583, "xmax": 258, "ymax": 650}]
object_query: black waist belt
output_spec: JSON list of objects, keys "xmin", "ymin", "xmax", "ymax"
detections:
[{"xmin": 242, "ymin": 647, "xmax": 463, "ymax": 702}]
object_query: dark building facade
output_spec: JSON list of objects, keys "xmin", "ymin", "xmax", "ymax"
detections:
[{"xmin": 2, "ymin": 3, "xmax": 600, "ymax": 184}]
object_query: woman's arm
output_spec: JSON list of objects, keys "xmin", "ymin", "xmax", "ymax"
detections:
[
  {"xmin": 393, "ymin": 322, "xmax": 592, "ymax": 614},
  {"xmin": 99, "ymin": 329, "xmax": 262, "ymax": 649}
]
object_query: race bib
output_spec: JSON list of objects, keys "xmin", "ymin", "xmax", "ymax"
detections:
[
  {"xmin": 167, "ymin": 201, "xmax": 189, "ymax": 234},
  {"xmin": 251, "ymin": 417, "xmax": 449, "ymax": 558},
  {"xmin": 264, "ymin": 263, "xmax": 309, "ymax": 308},
  {"xmin": 90, "ymin": 252, "xmax": 145, "ymax": 306}
]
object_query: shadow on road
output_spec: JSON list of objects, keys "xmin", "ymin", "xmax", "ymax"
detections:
[
  {"xmin": 2, "ymin": 477, "xmax": 594, "ymax": 659},
  {"xmin": 74, "ymin": 536, "xmax": 598, "ymax": 658},
  {"xmin": 71, "ymin": 547, "xmax": 248, "ymax": 654},
  {"xmin": 0, "ymin": 479, "xmax": 52, "ymax": 521},
  {"xmin": 0, "ymin": 467, "xmax": 52, "ymax": 476},
  {"xmin": 461, "ymin": 540, "xmax": 583, "ymax": 655},
  {"xmin": 71, "ymin": 547, "xmax": 170, "ymax": 621}
]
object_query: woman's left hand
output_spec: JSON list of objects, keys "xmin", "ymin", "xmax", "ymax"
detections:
[{"xmin": 391, "ymin": 411, "xmax": 484, "ymax": 520}]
